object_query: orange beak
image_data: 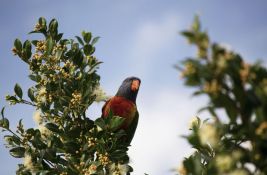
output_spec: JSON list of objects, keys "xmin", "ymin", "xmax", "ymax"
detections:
[{"xmin": 131, "ymin": 80, "xmax": 140, "ymax": 91}]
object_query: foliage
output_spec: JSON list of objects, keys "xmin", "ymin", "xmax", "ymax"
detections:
[
  {"xmin": 176, "ymin": 16, "xmax": 267, "ymax": 175},
  {"xmin": 1, "ymin": 17, "xmax": 132, "ymax": 175}
]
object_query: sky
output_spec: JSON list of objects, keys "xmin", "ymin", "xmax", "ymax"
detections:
[{"xmin": 1, "ymin": 1, "xmax": 267, "ymax": 174}]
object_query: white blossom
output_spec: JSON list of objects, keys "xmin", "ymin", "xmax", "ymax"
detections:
[
  {"xmin": 24, "ymin": 154, "xmax": 35, "ymax": 171},
  {"xmin": 109, "ymin": 163, "xmax": 129, "ymax": 175},
  {"xmin": 215, "ymin": 154, "xmax": 233, "ymax": 172},
  {"xmin": 39, "ymin": 96, "xmax": 46, "ymax": 103},
  {"xmin": 199, "ymin": 123, "xmax": 219, "ymax": 147},
  {"xmin": 38, "ymin": 125, "xmax": 52, "ymax": 138},
  {"xmin": 39, "ymin": 86, "xmax": 47, "ymax": 95},
  {"xmin": 188, "ymin": 116, "xmax": 199, "ymax": 129},
  {"xmin": 93, "ymin": 86, "xmax": 109, "ymax": 102},
  {"xmin": 33, "ymin": 111, "xmax": 42, "ymax": 125}
]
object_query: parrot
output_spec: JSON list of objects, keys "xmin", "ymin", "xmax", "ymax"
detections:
[{"xmin": 101, "ymin": 76, "xmax": 141, "ymax": 145}]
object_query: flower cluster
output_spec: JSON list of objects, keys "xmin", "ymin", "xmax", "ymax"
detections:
[
  {"xmin": 178, "ymin": 16, "xmax": 267, "ymax": 175},
  {"xmin": 199, "ymin": 122, "xmax": 219, "ymax": 148},
  {"xmin": 83, "ymin": 164, "xmax": 97, "ymax": 175},
  {"xmin": 23, "ymin": 154, "xmax": 35, "ymax": 172},
  {"xmin": 35, "ymin": 40, "xmax": 46, "ymax": 52},
  {"xmin": 87, "ymin": 137, "xmax": 97, "ymax": 147},
  {"xmin": 36, "ymin": 87, "xmax": 48, "ymax": 105},
  {"xmin": 93, "ymin": 85, "xmax": 109, "ymax": 102},
  {"xmin": 11, "ymin": 47, "xmax": 19, "ymax": 55},
  {"xmin": 109, "ymin": 163, "xmax": 129, "ymax": 175},
  {"xmin": 34, "ymin": 23, "xmax": 43, "ymax": 31},
  {"xmin": 189, "ymin": 116, "xmax": 200, "ymax": 129},
  {"xmin": 70, "ymin": 91, "xmax": 82, "ymax": 109},
  {"xmin": 98, "ymin": 152, "xmax": 111, "ymax": 167},
  {"xmin": 33, "ymin": 111, "xmax": 43, "ymax": 125},
  {"xmin": 181, "ymin": 62, "xmax": 196, "ymax": 77},
  {"xmin": 53, "ymin": 43, "xmax": 67, "ymax": 53},
  {"xmin": 215, "ymin": 154, "xmax": 233, "ymax": 172},
  {"xmin": 38, "ymin": 125, "xmax": 52, "ymax": 138},
  {"xmin": 203, "ymin": 79, "xmax": 221, "ymax": 95}
]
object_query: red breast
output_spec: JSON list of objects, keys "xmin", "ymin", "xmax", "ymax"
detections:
[{"xmin": 102, "ymin": 96, "xmax": 137, "ymax": 129}]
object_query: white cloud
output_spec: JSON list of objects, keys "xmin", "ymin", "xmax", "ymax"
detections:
[
  {"xmin": 128, "ymin": 87, "xmax": 206, "ymax": 175},
  {"xmin": 128, "ymin": 13, "xmax": 181, "ymax": 75}
]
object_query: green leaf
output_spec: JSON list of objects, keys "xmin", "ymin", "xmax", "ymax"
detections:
[
  {"xmin": 29, "ymin": 74, "xmax": 41, "ymax": 82},
  {"xmin": 4, "ymin": 135, "xmax": 21, "ymax": 145},
  {"xmin": 67, "ymin": 127, "xmax": 81, "ymax": 138},
  {"xmin": 12, "ymin": 135, "xmax": 21, "ymax": 145},
  {"xmin": 55, "ymin": 50, "xmax": 63, "ymax": 60},
  {"xmin": 28, "ymin": 88, "xmax": 35, "ymax": 102},
  {"xmin": 109, "ymin": 116, "xmax": 125, "ymax": 131},
  {"xmin": 192, "ymin": 15, "xmax": 200, "ymax": 32},
  {"xmin": 91, "ymin": 36, "xmax": 100, "ymax": 45},
  {"xmin": 31, "ymin": 40, "xmax": 38, "ymax": 46},
  {"xmin": 51, "ymin": 136, "xmax": 63, "ymax": 148},
  {"xmin": 181, "ymin": 31, "xmax": 195, "ymax": 43},
  {"xmin": 25, "ymin": 128, "xmax": 35, "ymax": 135},
  {"xmin": 88, "ymin": 61, "xmax": 102, "ymax": 74},
  {"xmin": 23, "ymin": 40, "xmax": 32, "ymax": 50},
  {"xmin": 5, "ymin": 95, "xmax": 18, "ymax": 103},
  {"xmin": 64, "ymin": 141, "xmax": 80, "ymax": 154},
  {"xmin": 212, "ymin": 94, "xmax": 238, "ymax": 122},
  {"xmin": 45, "ymin": 36, "xmax": 54, "ymax": 55},
  {"xmin": 14, "ymin": 83, "xmax": 23, "ymax": 99},
  {"xmin": 57, "ymin": 157, "xmax": 68, "ymax": 166},
  {"xmin": 14, "ymin": 39, "xmax": 22, "ymax": 51},
  {"xmin": 183, "ymin": 152, "xmax": 204, "ymax": 174},
  {"xmin": 70, "ymin": 39, "xmax": 78, "ymax": 50},
  {"xmin": 82, "ymin": 31, "xmax": 92, "ymax": 43},
  {"xmin": 4, "ymin": 135, "xmax": 13, "ymax": 144},
  {"xmin": 0, "ymin": 119, "xmax": 9, "ymax": 133},
  {"xmin": 49, "ymin": 19, "xmax": 58, "ymax": 38},
  {"xmin": 56, "ymin": 33, "xmax": 63, "ymax": 42},
  {"xmin": 95, "ymin": 118, "xmax": 106, "ymax": 129},
  {"xmin": 32, "ymin": 135, "xmax": 47, "ymax": 149},
  {"xmin": 39, "ymin": 17, "xmax": 47, "ymax": 27},
  {"xmin": 1, "ymin": 107, "xmax": 5, "ymax": 119},
  {"xmin": 192, "ymin": 90, "xmax": 205, "ymax": 96},
  {"xmin": 90, "ymin": 46, "xmax": 95, "ymax": 55},
  {"xmin": 45, "ymin": 123, "xmax": 61, "ymax": 133},
  {"xmin": 110, "ymin": 149, "xmax": 127, "ymax": 159},
  {"xmin": 9, "ymin": 147, "xmax": 25, "ymax": 158},
  {"xmin": 73, "ymin": 50, "xmax": 84, "ymax": 67},
  {"xmin": 83, "ymin": 44, "xmax": 93, "ymax": 56},
  {"xmin": 19, "ymin": 119, "xmax": 23, "ymax": 128},
  {"xmin": 75, "ymin": 36, "xmax": 84, "ymax": 46},
  {"xmin": 23, "ymin": 40, "xmax": 32, "ymax": 60},
  {"xmin": 2, "ymin": 118, "xmax": 9, "ymax": 129}
]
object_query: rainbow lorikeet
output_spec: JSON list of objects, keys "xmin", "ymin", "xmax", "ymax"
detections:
[{"xmin": 102, "ymin": 77, "xmax": 141, "ymax": 145}]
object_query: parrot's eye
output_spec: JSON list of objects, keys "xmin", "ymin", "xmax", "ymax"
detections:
[{"xmin": 131, "ymin": 80, "xmax": 140, "ymax": 91}]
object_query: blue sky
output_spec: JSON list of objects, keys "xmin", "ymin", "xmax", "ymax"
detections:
[{"xmin": 1, "ymin": 1, "xmax": 267, "ymax": 174}]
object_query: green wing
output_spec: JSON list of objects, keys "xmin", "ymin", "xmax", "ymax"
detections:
[{"xmin": 125, "ymin": 110, "xmax": 139, "ymax": 145}]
